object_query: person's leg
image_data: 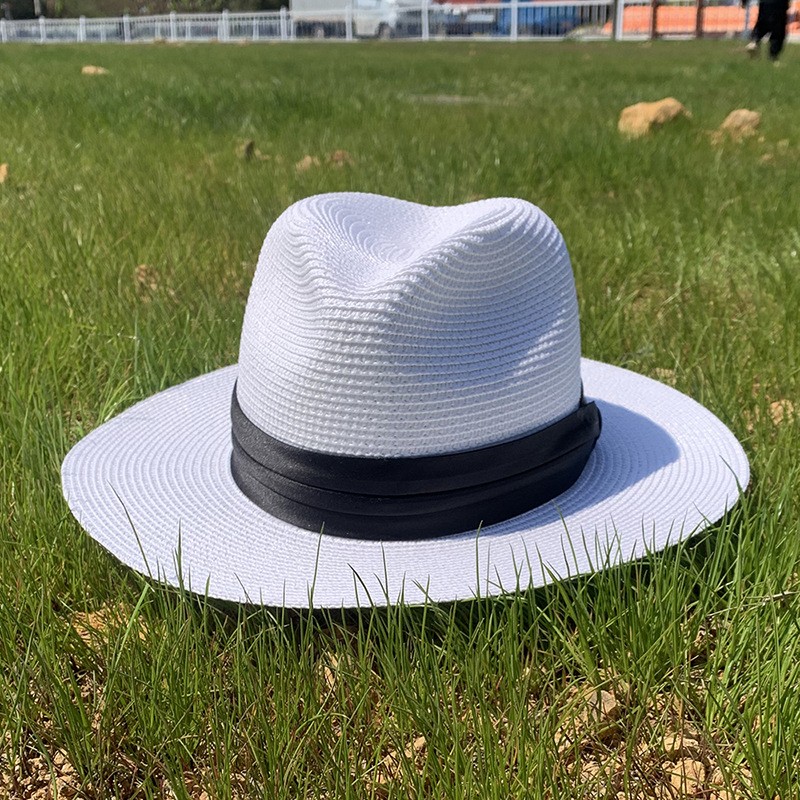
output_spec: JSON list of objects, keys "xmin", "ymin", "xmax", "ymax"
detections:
[
  {"xmin": 768, "ymin": 0, "xmax": 789, "ymax": 59},
  {"xmin": 747, "ymin": 2, "xmax": 767, "ymax": 54},
  {"xmin": 752, "ymin": 1, "xmax": 771, "ymax": 42}
]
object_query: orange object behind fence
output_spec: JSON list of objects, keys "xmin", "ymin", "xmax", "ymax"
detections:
[{"xmin": 605, "ymin": 1, "xmax": 800, "ymax": 36}]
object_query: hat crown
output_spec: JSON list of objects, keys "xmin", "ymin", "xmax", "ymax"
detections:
[{"xmin": 236, "ymin": 193, "xmax": 581, "ymax": 457}]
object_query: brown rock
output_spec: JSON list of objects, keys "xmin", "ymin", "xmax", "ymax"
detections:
[
  {"xmin": 328, "ymin": 149, "xmax": 354, "ymax": 168},
  {"xmin": 375, "ymin": 735, "xmax": 426, "ymax": 784},
  {"xmin": 295, "ymin": 154, "xmax": 321, "ymax": 173},
  {"xmin": 769, "ymin": 399, "xmax": 794, "ymax": 426},
  {"xmin": 580, "ymin": 760, "xmax": 602, "ymax": 784},
  {"xmin": 618, "ymin": 98, "xmax": 690, "ymax": 138},
  {"xmin": 719, "ymin": 109, "xmax": 761, "ymax": 139},
  {"xmin": 662, "ymin": 732, "xmax": 701, "ymax": 759},
  {"xmin": 81, "ymin": 65, "xmax": 109, "ymax": 75},
  {"xmin": 582, "ymin": 688, "xmax": 620, "ymax": 723},
  {"xmin": 0, "ymin": 163, "xmax": 7, "ymax": 184},
  {"xmin": 135, "ymin": 263, "xmax": 159, "ymax": 295},
  {"xmin": 56, "ymin": 775, "xmax": 78, "ymax": 798},
  {"xmin": 579, "ymin": 688, "xmax": 621, "ymax": 742},
  {"xmin": 653, "ymin": 367, "xmax": 677, "ymax": 387},
  {"xmin": 667, "ymin": 757, "xmax": 706, "ymax": 794}
]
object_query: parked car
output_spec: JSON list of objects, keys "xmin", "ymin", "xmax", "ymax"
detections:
[
  {"xmin": 429, "ymin": 4, "xmax": 497, "ymax": 36},
  {"xmin": 496, "ymin": 0, "xmax": 581, "ymax": 36}
]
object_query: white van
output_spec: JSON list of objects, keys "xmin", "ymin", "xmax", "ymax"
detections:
[{"xmin": 289, "ymin": 0, "xmax": 415, "ymax": 38}]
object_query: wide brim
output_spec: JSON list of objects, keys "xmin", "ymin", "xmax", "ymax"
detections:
[{"xmin": 61, "ymin": 359, "xmax": 749, "ymax": 608}]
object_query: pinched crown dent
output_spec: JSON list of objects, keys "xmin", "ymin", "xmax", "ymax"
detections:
[{"xmin": 236, "ymin": 193, "xmax": 582, "ymax": 457}]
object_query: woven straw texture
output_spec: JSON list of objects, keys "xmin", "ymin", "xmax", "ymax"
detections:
[
  {"xmin": 61, "ymin": 194, "xmax": 749, "ymax": 607},
  {"xmin": 237, "ymin": 194, "xmax": 581, "ymax": 456},
  {"xmin": 61, "ymin": 360, "xmax": 748, "ymax": 607}
]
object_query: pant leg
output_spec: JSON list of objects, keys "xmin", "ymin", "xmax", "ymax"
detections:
[
  {"xmin": 768, "ymin": 0, "xmax": 790, "ymax": 58},
  {"xmin": 752, "ymin": 1, "xmax": 771, "ymax": 41}
]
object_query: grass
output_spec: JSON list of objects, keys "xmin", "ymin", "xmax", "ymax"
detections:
[{"xmin": 1, "ymin": 39, "xmax": 799, "ymax": 798}]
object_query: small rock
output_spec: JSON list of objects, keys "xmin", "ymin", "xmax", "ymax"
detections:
[
  {"xmin": 718, "ymin": 108, "xmax": 761, "ymax": 139},
  {"xmin": 328, "ymin": 149, "xmax": 354, "ymax": 168},
  {"xmin": 81, "ymin": 65, "xmax": 109, "ymax": 76},
  {"xmin": 375, "ymin": 735, "xmax": 426, "ymax": 784},
  {"xmin": 0, "ymin": 163, "xmax": 7, "ymax": 184},
  {"xmin": 135, "ymin": 263, "xmax": 159, "ymax": 293},
  {"xmin": 405, "ymin": 735, "xmax": 426, "ymax": 758},
  {"xmin": 709, "ymin": 766, "xmax": 725, "ymax": 785},
  {"xmin": 56, "ymin": 775, "xmax": 77, "ymax": 798},
  {"xmin": 653, "ymin": 367, "xmax": 677, "ymax": 386},
  {"xmin": 618, "ymin": 98, "xmax": 690, "ymax": 138},
  {"xmin": 295, "ymin": 154, "xmax": 321, "ymax": 173},
  {"xmin": 583, "ymin": 688, "xmax": 620, "ymax": 723},
  {"xmin": 580, "ymin": 760, "xmax": 602, "ymax": 783},
  {"xmin": 662, "ymin": 732, "xmax": 701, "ymax": 759},
  {"xmin": 668, "ymin": 758, "xmax": 706, "ymax": 794},
  {"xmin": 579, "ymin": 688, "xmax": 621, "ymax": 742},
  {"xmin": 769, "ymin": 399, "xmax": 794, "ymax": 426}
]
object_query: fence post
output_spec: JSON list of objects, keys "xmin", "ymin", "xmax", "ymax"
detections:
[
  {"xmin": 220, "ymin": 8, "xmax": 229, "ymax": 41},
  {"xmin": 78, "ymin": 15, "xmax": 86, "ymax": 41},
  {"xmin": 39, "ymin": 14, "xmax": 46, "ymax": 43},
  {"xmin": 694, "ymin": 0, "xmax": 703, "ymax": 37},
  {"xmin": 649, "ymin": 0, "xmax": 658, "ymax": 38},
  {"xmin": 345, "ymin": 2, "xmax": 353, "ymax": 39},
  {"xmin": 169, "ymin": 10, "xmax": 177, "ymax": 40},
  {"xmin": 1, "ymin": 19, "xmax": 7, "ymax": 43},
  {"xmin": 421, "ymin": 0, "xmax": 429, "ymax": 40},
  {"xmin": 510, "ymin": 0, "xmax": 518, "ymax": 41},
  {"xmin": 612, "ymin": 0, "xmax": 624, "ymax": 39},
  {"xmin": 122, "ymin": 13, "xmax": 131, "ymax": 41},
  {"xmin": 743, "ymin": 0, "xmax": 751, "ymax": 36},
  {"xmin": 279, "ymin": 6, "xmax": 288, "ymax": 40}
]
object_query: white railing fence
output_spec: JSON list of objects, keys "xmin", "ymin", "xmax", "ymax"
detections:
[{"xmin": 0, "ymin": 0, "xmax": 794, "ymax": 44}]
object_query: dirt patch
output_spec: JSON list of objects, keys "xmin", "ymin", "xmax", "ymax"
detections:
[
  {"xmin": 618, "ymin": 98, "xmax": 690, "ymax": 138},
  {"xmin": 81, "ymin": 65, "xmax": 109, "ymax": 76},
  {"xmin": 328, "ymin": 149, "xmax": 354, "ymax": 168},
  {"xmin": 295, "ymin": 154, "xmax": 321, "ymax": 172},
  {"xmin": 0, "ymin": 163, "xmax": 7, "ymax": 184},
  {"xmin": 71, "ymin": 603, "xmax": 148, "ymax": 644}
]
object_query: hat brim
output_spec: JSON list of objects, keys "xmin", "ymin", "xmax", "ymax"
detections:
[{"xmin": 61, "ymin": 359, "xmax": 749, "ymax": 608}]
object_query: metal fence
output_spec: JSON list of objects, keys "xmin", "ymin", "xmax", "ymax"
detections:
[{"xmin": 0, "ymin": 1, "xmax": 797, "ymax": 44}]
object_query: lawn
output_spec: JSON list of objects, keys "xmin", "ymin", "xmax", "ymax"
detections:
[{"xmin": 1, "ymin": 39, "xmax": 799, "ymax": 798}]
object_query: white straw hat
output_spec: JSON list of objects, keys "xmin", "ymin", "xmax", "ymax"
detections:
[{"xmin": 61, "ymin": 193, "xmax": 749, "ymax": 608}]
